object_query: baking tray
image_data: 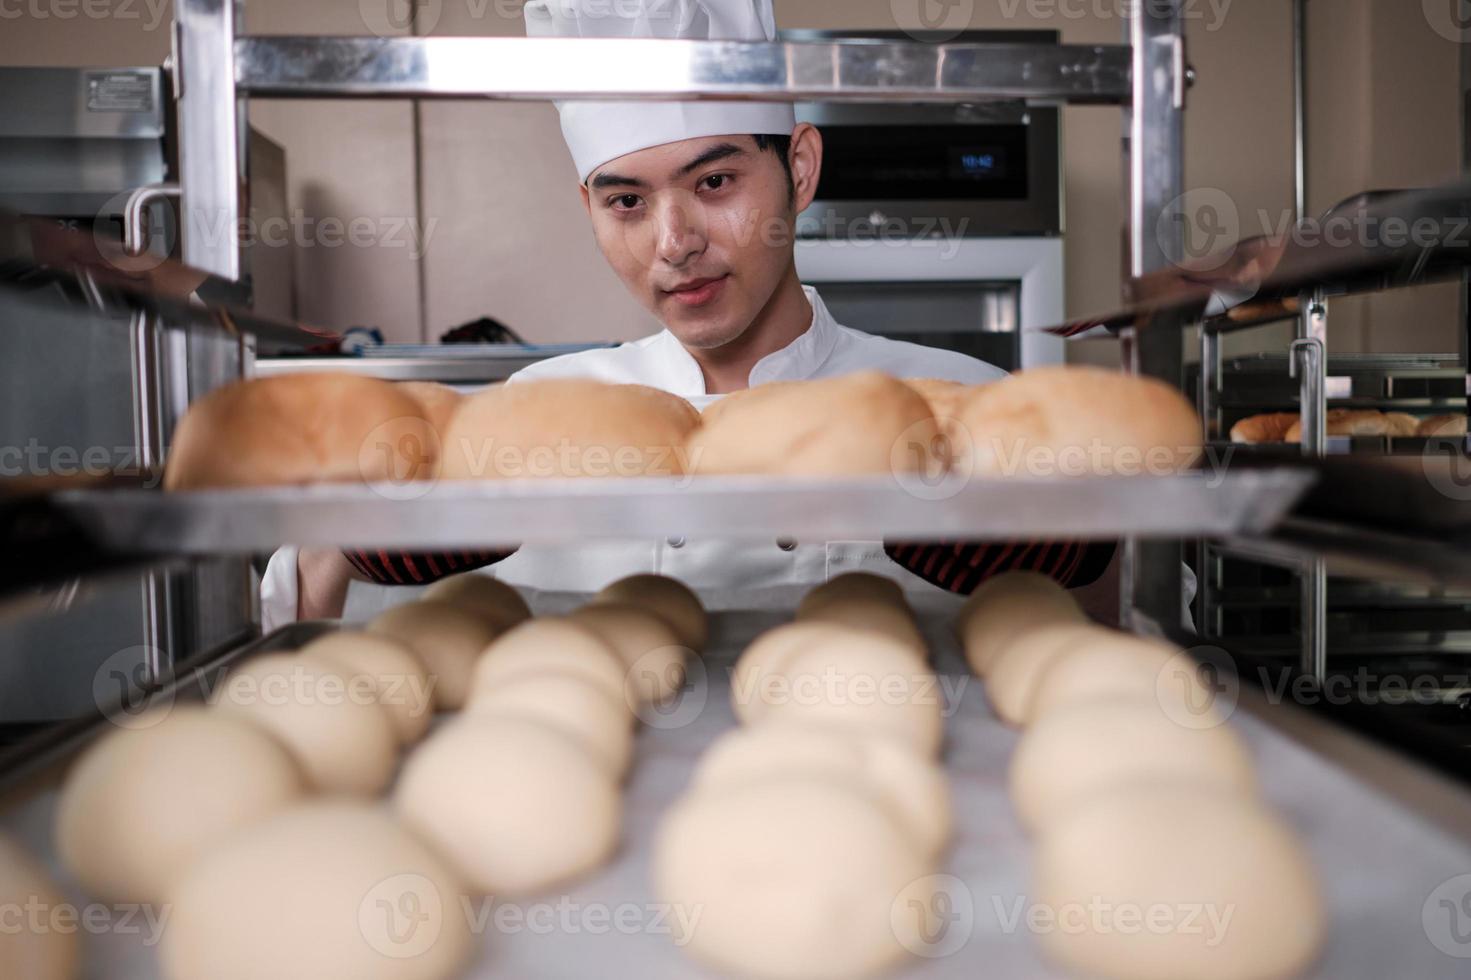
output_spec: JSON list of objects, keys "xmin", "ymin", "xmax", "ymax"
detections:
[
  {"xmin": 2, "ymin": 586, "xmax": 1470, "ymax": 978},
  {"xmin": 35, "ymin": 471, "xmax": 1315, "ymax": 554}
]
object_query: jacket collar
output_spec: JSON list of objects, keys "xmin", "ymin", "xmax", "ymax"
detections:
[{"xmin": 651, "ymin": 285, "xmax": 838, "ymax": 397}]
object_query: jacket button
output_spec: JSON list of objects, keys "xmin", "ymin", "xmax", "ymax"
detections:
[
  {"xmin": 666, "ymin": 536, "xmax": 686, "ymax": 549},
  {"xmin": 776, "ymin": 538, "xmax": 798, "ymax": 552}
]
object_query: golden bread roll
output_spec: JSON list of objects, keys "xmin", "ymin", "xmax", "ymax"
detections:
[
  {"xmin": 1417, "ymin": 413, "xmax": 1468, "ymax": 437},
  {"xmin": 1229, "ymin": 411, "xmax": 1298, "ymax": 444},
  {"xmin": 689, "ymin": 372, "xmax": 942, "ymax": 476},
  {"xmin": 396, "ymin": 381, "xmax": 463, "ymax": 437},
  {"xmin": 955, "ymin": 367, "xmax": 1202, "ymax": 478},
  {"xmin": 1285, "ymin": 408, "xmax": 1391, "ymax": 441},
  {"xmin": 163, "ymin": 373, "xmax": 434, "ymax": 490},
  {"xmin": 439, "ymin": 379, "xmax": 700, "ymax": 480},
  {"xmin": 1382, "ymin": 411, "xmax": 1420, "ymax": 436}
]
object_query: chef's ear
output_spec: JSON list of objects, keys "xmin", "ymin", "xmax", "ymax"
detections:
[
  {"xmin": 788, "ymin": 122, "xmax": 823, "ymax": 214},
  {"xmin": 579, "ymin": 182, "xmax": 592, "ymax": 215}
]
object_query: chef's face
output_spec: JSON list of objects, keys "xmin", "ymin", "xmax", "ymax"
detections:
[{"xmin": 580, "ymin": 127, "xmax": 820, "ymax": 350}]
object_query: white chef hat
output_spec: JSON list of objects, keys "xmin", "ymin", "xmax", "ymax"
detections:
[{"xmin": 524, "ymin": 0, "xmax": 797, "ymax": 184}]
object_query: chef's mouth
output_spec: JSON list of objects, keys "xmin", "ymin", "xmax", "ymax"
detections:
[{"xmin": 662, "ymin": 274, "xmax": 731, "ymax": 308}]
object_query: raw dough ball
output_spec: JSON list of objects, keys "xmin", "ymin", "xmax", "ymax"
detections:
[
  {"xmin": 469, "ymin": 671, "xmax": 633, "ymax": 777},
  {"xmin": 160, "ymin": 801, "xmax": 473, "ymax": 980},
  {"xmin": 0, "ymin": 833, "xmax": 82, "ymax": 980},
  {"xmin": 985, "ymin": 623, "xmax": 1106, "ymax": 727},
  {"xmin": 301, "ymin": 631, "xmax": 435, "ymax": 744},
  {"xmin": 55, "ymin": 706, "xmax": 304, "ymax": 904},
  {"xmin": 956, "ymin": 572, "xmax": 1085, "ymax": 676},
  {"xmin": 1033, "ymin": 785, "xmax": 1325, "ymax": 980},
  {"xmin": 796, "ymin": 596, "xmax": 926, "ymax": 660},
  {"xmin": 440, "ymin": 379, "xmax": 700, "ymax": 480},
  {"xmin": 569, "ymin": 602, "xmax": 687, "ymax": 706},
  {"xmin": 655, "ymin": 775, "xmax": 932, "ymax": 980},
  {"xmin": 1029, "ymin": 634, "xmax": 1205, "ymax": 722},
  {"xmin": 367, "ymin": 601, "xmax": 501, "ymax": 710},
  {"xmin": 688, "ymin": 371, "xmax": 943, "ymax": 477},
  {"xmin": 955, "ymin": 366, "xmax": 1203, "ymax": 478},
  {"xmin": 213, "ymin": 655, "xmax": 398, "ymax": 796},
  {"xmin": 759, "ymin": 641, "xmax": 944, "ymax": 757},
  {"xmin": 423, "ymin": 573, "xmax": 531, "ymax": 631},
  {"xmin": 1009, "ymin": 697, "xmax": 1255, "ymax": 835},
  {"xmin": 730, "ymin": 623, "xmax": 924, "ymax": 724},
  {"xmin": 692, "ymin": 723, "xmax": 951, "ymax": 858},
  {"xmin": 593, "ymin": 574, "xmax": 708, "ymax": 653},
  {"xmin": 798, "ymin": 572, "xmax": 908, "ymax": 616},
  {"xmin": 472, "ymin": 617, "xmax": 628, "ymax": 705},
  {"xmin": 394, "ymin": 715, "xmax": 620, "ymax": 895}
]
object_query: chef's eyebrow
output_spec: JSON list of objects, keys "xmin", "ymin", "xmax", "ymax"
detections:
[{"xmin": 588, "ymin": 143, "xmax": 748, "ymax": 191}]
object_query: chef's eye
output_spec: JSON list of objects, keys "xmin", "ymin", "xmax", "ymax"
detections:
[
  {"xmin": 701, "ymin": 174, "xmax": 732, "ymax": 192},
  {"xmin": 609, "ymin": 194, "xmax": 643, "ymax": 211}
]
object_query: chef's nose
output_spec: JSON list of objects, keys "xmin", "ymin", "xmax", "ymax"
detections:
[{"xmin": 654, "ymin": 194, "xmax": 708, "ymax": 267}]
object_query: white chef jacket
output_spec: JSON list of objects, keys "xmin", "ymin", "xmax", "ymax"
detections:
[{"xmin": 260, "ymin": 285, "xmax": 1008, "ymax": 629}]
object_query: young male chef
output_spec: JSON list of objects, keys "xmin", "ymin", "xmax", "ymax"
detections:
[{"xmin": 261, "ymin": 0, "xmax": 1114, "ymax": 629}]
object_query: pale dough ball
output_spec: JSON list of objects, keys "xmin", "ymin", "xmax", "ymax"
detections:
[
  {"xmin": 692, "ymin": 723, "xmax": 951, "ymax": 858},
  {"xmin": 798, "ymin": 572, "xmax": 907, "ymax": 616},
  {"xmin": 469, "ymin": 670, "xmax": 633, "ymax": 777},
  {"xmin": 569, "ymin": 602, "xmax": 687, "ymax": 706},
  {"xmin": 394, "ymin": 715, "xmax": 620, "ymax": 895},
  {"xmin": 367, "ymin": 600, "xmax": 501, "ymax": 710},
  {"xmin": 212, "ymin": 655, "xmax": 398, "ymax": 796},
  {"xmin": 423, "ymin": 573, "xmax": 532, "ymax": 631},
  {"xmin": 471, "ymin": 617, "xmax": 627, "ymax": 705},
  {"xmin": 593, "ymin": 574, "xmax": 708, "ymax": 653},
  {"xmin": 985, "ymin": 623, "xmax": 1105, "ymax": 727},
  {"xmin": 55, "ymin": 706, "xmax": 303, "ymax": 905},
  {"xmin": 796, "ymin": 596, "xmax": 926, "ymax": 660},
  {"xmin": 1029, "ymin": 633, "xmax": 1203, "ymax": 722},
  {"xmin": 956, "ymin": 572, "xmax": 1085, "ymax": 676},
  {"xmin": 1009, "ymin": 697, "xmax": 1255, "ymax": 835},
  {"xmin": 300, "ymin": 631, "xmax": 434, "ymax": 744},
  {"xmin": 0, "ymin": 833, "xmax": 81, "ymax": 980},
  {"xmin": 759, "ymin": 641, "xmax": 944, "ymax": 757},
  {"xmin": 655, "ymin": 775, "xmax": 931, "ymax": 980},
  {"xmin": 1033, "ymin": 785, "xmax": 1325, "ymax": 980},
  {"xmin": 160, "ymin": 801, "xmax": 472, "ymax": 980},
  {"xmin": 730, "ymin": 622, "xmax": 924, "ymax": 725}
]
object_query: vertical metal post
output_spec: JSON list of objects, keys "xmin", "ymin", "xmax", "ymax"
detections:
[
  {"xmin": 1123, "ymin": 0, "xmax": 1187, "ymax": 634},
  {"xmin": 1293, "ymin": 0, "xmax": 1308, "ymax": 222},
  {"xmin": 176, "ymin": 0, "xmax": 243, "ymax": 279},
  {"xmin": 1292, "ymin": 296, "xmax": 1328, "ymax": 683},
  {"xmin": 129, "ymin": 308, "xmax": 172, "ymax": 684}
]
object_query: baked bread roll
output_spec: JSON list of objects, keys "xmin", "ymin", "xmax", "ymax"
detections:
[
  {"xmin": 593, "ymin": 574, "xmax": 708, "ymax": 653},
  {"xmin": 1229, "ymin": 411, "xmax": 1298, "ymax": 444},
  {"xmin": 423, "ymin": 573, "xmax": 532, "ymax": 631},
  {"xmin": 1009, "ymin": 697, "xmax": 1254, "ymax": 835},
  {"xmin": 1285, "ymin": 408, "xmax": 1390, "ymax": 441},
  {"xmin": 1033, "ymin": 785, "xmax": 1325, "ymax": 980},
  {"xmin": 394, "ymin": 715, "xmax": 620, "ymax": 895},
  {"xmin": 160, "ymin": 802, "xmax": 473, "ymax": 980},
  {"xmin": 1417, "ymin": 413, "xmax": 1468, "ymax": 436},
  {"xmin": 439, "ymin": 379, "xmax": 700, "ymax": 480},
  {"xmin": 1383, "ymin": 411, "xmax": 1420, "ymax": 436},
  {"xmin": 903, "ymin": 378, "xmax": 967, "ymax": 424},
  {"xmin": 0, "ymin": 833, "xmax": 78, "ymax": 980},
  {"xmin": 366, "ymin": 601, "xmax": 502, "ymax": 710},
  {"xmin": 299, "ymin": 631, "xmax": 435, "ymax": 744},
  {"xmin": 956, "ymin": 572, "xmax": 1085, "ymax": 677},
  {"xmin": 396, "ymin": 381, "xmax": 462, "ymax": 436},
  {"xmin": 55, "ymin": 707, "xmax": 303, "ymax": 906},
  {"xmin": 688, "ymin": 372, "xmax": 942, "ymax": 477},
  {"xmin": 164, "ymin": 373, "xmax": 434, "ymax": 490},
  {"xmin": 955, "ymin": 366, "xmax": 1202, "ymax": 477},
  {"xmin": 212, "ymin": 655, "xmax": 399, "ymax": 796},
  {"xmin": 654, "ymin": 775, "xmax": 933, "ymax": 980}
]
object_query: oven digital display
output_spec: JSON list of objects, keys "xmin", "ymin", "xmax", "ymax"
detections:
[{"xmin": 811, "ymin": 124, "xmax": 1030, "ymax": 202}]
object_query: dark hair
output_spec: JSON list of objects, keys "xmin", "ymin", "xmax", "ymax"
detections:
[{"xmin": 752, "ymin": 133, "xmax": 795, "ymax": 207}]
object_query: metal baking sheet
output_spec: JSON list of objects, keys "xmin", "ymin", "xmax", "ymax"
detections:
[
  {"xmin": 3, "ymin": 586, "xmax": 1469, "ymax": 978},
  {"xmin": 45, "ymin": 470, "xmax": 1315, "ymax": 554}
]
